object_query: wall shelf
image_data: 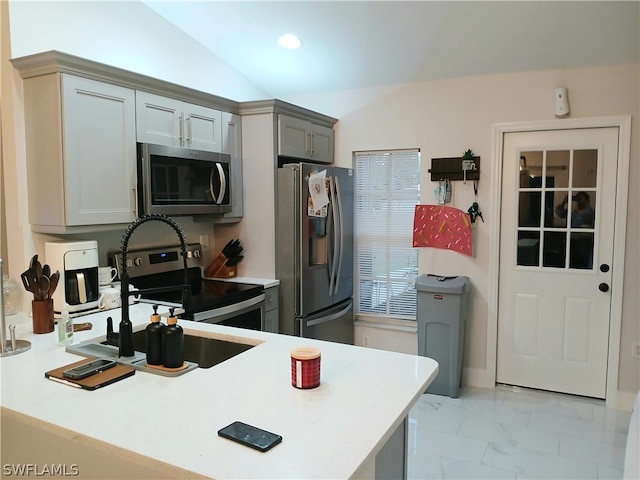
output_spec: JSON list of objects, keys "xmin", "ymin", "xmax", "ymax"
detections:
[{"xmin": 429, "ymin": 156, "xmax": 480, "ymax": 181}]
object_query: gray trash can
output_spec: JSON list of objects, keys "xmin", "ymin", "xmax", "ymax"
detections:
[{"xmin": 415, "ymin": 274, "xmax": 470, "ymax": 397}]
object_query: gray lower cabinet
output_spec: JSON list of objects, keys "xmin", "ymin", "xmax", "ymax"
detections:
[{"xmin": 264, "ymin": 286, "xmax": 279, "ymax": 333}]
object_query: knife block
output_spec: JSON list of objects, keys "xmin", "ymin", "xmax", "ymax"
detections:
[
  {"xmin": 204, "ymin": 253, "xmax": 237, "ymax": 278},
  {"xmin": 212, "ymin": 264, "xmax": 237, "ymax": 278}
]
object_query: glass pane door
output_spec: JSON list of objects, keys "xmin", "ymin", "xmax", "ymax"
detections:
[{"xmin": 516, "ymin": 149, "xmax": 597, "ymax": 270}]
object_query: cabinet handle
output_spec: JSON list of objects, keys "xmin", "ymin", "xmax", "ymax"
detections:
[
  {"xmin": 186, "ymin": 115, "xmax": 192, "ymax": 145},
  {"xmin": 179, "ymin": 114, "xmax": 184, "ymax": 146},
  {"xmin": 132, "ymin": 186, "xmax": 138, "ymax": 218},
  {"xmin": 309, "ymin": 131, "xmax": 314, "ymax": 155}
]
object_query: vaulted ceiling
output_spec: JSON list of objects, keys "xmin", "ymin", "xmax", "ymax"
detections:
[{"xmin": 144, "ymin": 1, "xmax": 639, "ymax": 98}]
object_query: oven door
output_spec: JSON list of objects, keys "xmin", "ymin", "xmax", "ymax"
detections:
[{"xmin": 193, "ymin": 293, "xmax": 266, "ymax": 331}]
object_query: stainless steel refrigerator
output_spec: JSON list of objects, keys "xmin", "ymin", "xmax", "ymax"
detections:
[{"xmin": 276, "ymin": 163, "xmax": 354, "ymax": 344}]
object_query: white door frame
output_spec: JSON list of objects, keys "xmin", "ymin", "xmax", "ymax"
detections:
[{"xmin": 488, "ymin": 115, "xmax": 632, "ymax": 409}]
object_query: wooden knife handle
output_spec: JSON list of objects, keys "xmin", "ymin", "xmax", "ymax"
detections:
[{"xmin": 73, "ymin": 322, "xmax": 93, "ymax": 332}]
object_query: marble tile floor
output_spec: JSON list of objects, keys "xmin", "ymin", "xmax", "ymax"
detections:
[{"xmin": 407, "ymin": 385, "xmax": 633, "ymax": 479}]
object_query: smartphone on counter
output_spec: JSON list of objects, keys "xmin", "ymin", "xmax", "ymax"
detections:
[
  {"xmin": 62, "ymin": 358, "xmax": 116, "ymax": 380},
  {"xmin": 218, "ymin": 421, "xmax": 283, "ymax": 452}
]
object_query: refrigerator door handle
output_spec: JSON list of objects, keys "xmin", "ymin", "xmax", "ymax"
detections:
[
  {"xmin": 306, "ymin": 301, "xmax": 353, "ymax": 327},
  {"xmin": 334, "ymin": 175, "xmax": 344, "ymax": 294},
  {"xmin": 328, "ymin": 175, "xmax": 339, "ymax": 295}
]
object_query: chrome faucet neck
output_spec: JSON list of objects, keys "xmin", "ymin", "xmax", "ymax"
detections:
[{"xmin": 1, "ymin": 258, "xmax": 32, "ymax": 357}]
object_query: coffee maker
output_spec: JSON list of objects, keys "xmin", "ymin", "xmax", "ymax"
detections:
[{"xmin": 45, "ymin": 240, "xmax": 99, "ymax": 314}]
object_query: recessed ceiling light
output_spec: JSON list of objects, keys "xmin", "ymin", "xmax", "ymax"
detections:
[{"xmin": 278, "ymin": 34, "xmax": 302, "ymax": 49}]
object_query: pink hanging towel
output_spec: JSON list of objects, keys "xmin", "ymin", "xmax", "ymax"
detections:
[{"xmin": 412, "ymin": 205, "xmax": 473, "ymax": 257}]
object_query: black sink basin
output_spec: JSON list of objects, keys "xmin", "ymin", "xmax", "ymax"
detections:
[{"xmin": 131, "ymin": 330, "xmax": 254, "ymax": 369}]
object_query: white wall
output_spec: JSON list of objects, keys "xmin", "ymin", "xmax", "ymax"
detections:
[
  {"xmin": 286, "ymin": 64, "xmax": 640, "ymax": 396},
  {"xmin": 8, "ymin": 1, "xmax": 269, "ymax": 102}
]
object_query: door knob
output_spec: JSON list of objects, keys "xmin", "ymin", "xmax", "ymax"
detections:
[
  {"xmin": 599, "ymin": 283, "xmax": 610, "ymax": 292},
  {"xmin": 600, "ymin": 264, "xmax": 610, "ymax": 273}
]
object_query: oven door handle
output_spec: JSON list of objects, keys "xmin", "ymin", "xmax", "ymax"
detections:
[{"xmin": 192, "ymin": 293, "xmax": 265, "ymax": 322}]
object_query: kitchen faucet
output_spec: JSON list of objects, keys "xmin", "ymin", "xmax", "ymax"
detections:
[{"xmin": 117, "ymin": 214, "xmax": 191, "ymax": 357}]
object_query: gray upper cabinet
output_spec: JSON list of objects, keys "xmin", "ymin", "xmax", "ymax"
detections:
[
  {"xmin": 22, "ymin": 74, "xmax": 137, "ymax": 233},
  {"xmin": 12, "ymin": 51, "xmax": 245, "ymax": 232},
  {"xmin": 136, "ymin": 91, "xmax": 223, "ymax": 153},
  {"xmin": 213, "ymin": 112, "xmax": 243, "ymax": 223},
  {"xmin": 278, "ymin": 114, "xmax": 334, "ymax": 164}
]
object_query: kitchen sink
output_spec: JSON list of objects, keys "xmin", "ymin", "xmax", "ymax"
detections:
[{"xmin": 131, "ymin": 330, "xmax": 255, "ymax": 369}]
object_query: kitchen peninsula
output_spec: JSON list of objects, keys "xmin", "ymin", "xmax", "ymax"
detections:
[{"xmin": 1, "ymin": 305, "xmax": 438, "ymax": 479}]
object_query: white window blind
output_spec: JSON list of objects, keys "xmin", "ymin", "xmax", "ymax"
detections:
[{"xmin": 354, "ymin": 149, "xmax": 420, "ymax": 319}]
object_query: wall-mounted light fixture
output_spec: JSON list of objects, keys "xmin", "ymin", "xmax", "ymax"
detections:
[{"xmin": 554, "ymin": 87, "xmax": 570, "ymax": 117}]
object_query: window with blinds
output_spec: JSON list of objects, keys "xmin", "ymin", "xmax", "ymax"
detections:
[{"xmin": 354, "ymin": 149, "xmax": 420, "ymax": 319}]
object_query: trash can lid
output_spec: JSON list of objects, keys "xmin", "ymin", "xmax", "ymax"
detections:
[{"xmin": 415, "ymin": 274, "xmax": 470, "ymax": 294}]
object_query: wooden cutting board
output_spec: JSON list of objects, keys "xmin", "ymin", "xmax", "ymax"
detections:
[{"xmin": 45, "ymin": 359, "xmax": 135, "ymax": 391}]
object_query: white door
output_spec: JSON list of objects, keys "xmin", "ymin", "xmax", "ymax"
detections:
[{"xmin": 497, "ymin": 127, "xmax": 619, "ymax": 398}]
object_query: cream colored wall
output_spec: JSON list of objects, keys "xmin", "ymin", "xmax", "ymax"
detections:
[
  {"xmin": 288, "ymin": 64, "xmax": 640, "ymax": 395},
  {"xmin": 7, "ymin": 1, "xmax": 269, "ymax": 102}
]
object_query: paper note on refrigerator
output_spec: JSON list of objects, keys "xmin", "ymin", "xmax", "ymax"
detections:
[
  {"xmin": 412, "ymin": 204, "xmax": 473, "ymax": 256},
  {"xmin": 308, "ymin": 170, "xmax": 330, "ymax": 216}
]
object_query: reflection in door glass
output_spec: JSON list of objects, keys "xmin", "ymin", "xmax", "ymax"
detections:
[
  {"xmin": 553, "ymin": 190, "xmax": 596, "ymax": 229},
  {"xmin": 573, "ymin": 150, "xmax": 598, "ymax": 189},
  {"xmin": 519, "ymin": 151, "xmax": 543, "ymax": 188},
  {"xmin": 546, "ymin": 150, "xmax": 570, "ymax": 189},
  {"xmin": 518, "ymin": 192, "xmax": 541, "ymax": 227},
  {"xmin": 570, "ymin": 232, "xmax": 594, "ymax": 270},
  {"xmin": 517, "ymin": 231, "xmax": 540, "ymax": 266},
  {"xmin": 543, "ymin": 231, "xmax": 567, "ymax": 268}
]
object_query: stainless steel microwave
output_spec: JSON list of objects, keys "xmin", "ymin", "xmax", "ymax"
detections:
[{"xmin": 137, "ymin": 143, "xmax": 232, "ymax": 216}]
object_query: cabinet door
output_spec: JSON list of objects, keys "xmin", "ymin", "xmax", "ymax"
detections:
[
  {"xmin": 185, "ymin": 103, "xmax": 222, "ymax": 152},
  {"xmin": 216, "ymin": 112, "xmax": 243, "ymax": 221},
  {"xmin": 278, "ymin": 114, "xmax": 310, "ymax": 159},
  {"xmin": 310, "ymin": 123, "xmax": 334, "ymax": 164},
  {"xmin": 62, "ymin": 75, "xmax": 137, "ymax": 225},
  {"xmin": 135, "ymin": 91, "xmax": 182, "ymax": 147},
  {"xmin": 264, "ymin": 309, "xmax": 279, "ymax": 334},
  {"xmin": 264, "ymin": 286, "xmax": 279, "ymax": 313}
]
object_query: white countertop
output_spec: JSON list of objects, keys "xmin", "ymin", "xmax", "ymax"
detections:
[
  {"xmin": 0, "ymin": 304, "xmax": 437, "ymax": 479},
  {"xmin": 203, "ymin": 276, "xmax": 280, "ymax": 288}
]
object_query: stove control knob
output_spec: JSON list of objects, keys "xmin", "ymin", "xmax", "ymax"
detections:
[
  {"xmin": 193, "ymin": 249, "xmax": 201, "ymax": 258},
  {"xmin": 134, "ymin": 257, "xmax": 142, "ymax": 267}
]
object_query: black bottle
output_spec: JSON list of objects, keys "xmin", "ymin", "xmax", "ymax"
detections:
[
  {"xmin": 163, "ymin": 308, "xmax": 184, "ymax": 368},
  {"xmin": 145, "ymin": 305, "xmax": 164, "ymax": 366}
]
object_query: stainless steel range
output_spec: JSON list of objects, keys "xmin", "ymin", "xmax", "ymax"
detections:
[{"xmin": 112, "ymin": 244, "xmax": 265, "ymax": 330}]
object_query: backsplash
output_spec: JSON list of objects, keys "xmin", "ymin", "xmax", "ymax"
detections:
[{"xmin": 32, "ymin": 217, "xmax": 217, "ymax": 268}]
